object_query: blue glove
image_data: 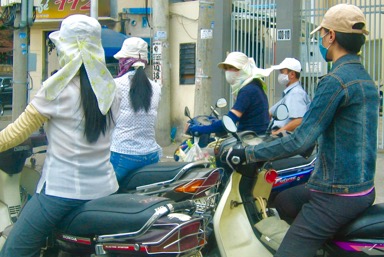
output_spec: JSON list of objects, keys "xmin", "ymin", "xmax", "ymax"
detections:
[{"xmin": 189, "ymin": 119, "xmax": 225, "ymax": 136}]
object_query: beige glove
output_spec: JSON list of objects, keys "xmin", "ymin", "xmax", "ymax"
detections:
[{"xmin": 0, "ymin": 104, "xmax": 48, "ymax": 152}]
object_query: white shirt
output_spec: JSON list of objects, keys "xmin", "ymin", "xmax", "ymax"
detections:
[
  {"xmin": 111, "ymin": 71, "xmax": 162, "ymax": 156},
  {"xmin": 32, "ymin": 76, "xmax": 121, "ymax": 200},
  {"xmin": 270, "ymin": 81, "xmax": 311, "ymax": 128}
]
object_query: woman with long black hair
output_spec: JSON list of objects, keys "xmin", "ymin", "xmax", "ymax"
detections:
[
  {"xmin": 0, "ymin": 14, "xmax": 121, "ymax": 257},
  {"xmin": 110, "ymin": 37, "xmax": 162, "ymax": 184}
]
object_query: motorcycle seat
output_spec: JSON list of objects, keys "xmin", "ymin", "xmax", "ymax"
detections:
[
  {"xmin": 335, "ymin": 203, "xmax": 384, "ymax": 239},
  {"xmin": 270, "ymin": 151, "xmax": 316, "ymax": 172},
  {"xmin": 57, "ymin": 194, "xmax": 171, "ymax": 236},
  {"xmin": 119, "ymin": 161, "xmax": 210, "ymax": 191}
]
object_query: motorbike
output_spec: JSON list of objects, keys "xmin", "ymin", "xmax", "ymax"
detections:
[
  {"xmin": 212, "ymin": 104, "xmax": 316, "ymax": 202},
  {"xmin": 0, "ymin": 134, "xmax": 206, "ymax": 257},
  {"xmin": 211, "ymin": 110, "xmax": 384, "ymax": 257},
  {"xmin": 174, "ymin": 98, "xmax": 229, "ymax": 162}
]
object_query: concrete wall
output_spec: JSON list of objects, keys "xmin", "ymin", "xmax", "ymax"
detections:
[{"xmin": 168, "ymin": 1, "xmax": 199, "ymax": 139}]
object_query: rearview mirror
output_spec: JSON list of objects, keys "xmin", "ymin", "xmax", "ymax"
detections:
[
  {"xmin": 216, "ymin": 98, "xmax": 227, "ymax": 108},
  {"xmin": 184, "ymin": 106, "xmax": 192, "ymax": 119},
  {"xmin": 274, "ymin": 104, "xmax": 289, "ymax": 121},
  {"xmin": 222, "ymin": 115, "xmax": 237, "ymax": 133}
]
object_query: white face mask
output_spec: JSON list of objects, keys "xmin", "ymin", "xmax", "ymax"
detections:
[
  {"xmin": 278, "ymin": 73, "xmax": 290, "ymax": 86},
  {"xmin": 225, "ymin": 70, "xmax": 241, "ymax": 85}
]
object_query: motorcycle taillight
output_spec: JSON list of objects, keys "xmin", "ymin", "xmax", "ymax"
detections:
[
  {"xmin": 174, "ymin": 169, "xmax": 221, "ymax": 194},
  {"xmin": 147, "ymin": 220, "xmax": 205, "ymax": 254},
  {"xmin": 98, "ymin": 219, "xmax": 205, "ymax": 255}
]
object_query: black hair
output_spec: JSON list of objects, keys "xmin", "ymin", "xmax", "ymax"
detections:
[
  {"xmin": 288, "ymin": 70, "xmax": 301, "ymax": 79},
  {"xmin": 130, "ymin": 67, "xmax": 153, "ymax": 112},
  {"xmin": 79, "ymin": 64, "xmax": 114, "ymax": 143},
  {"xmin": 325, "ymin": 23, "xmax": 366, "ymax": 54}
]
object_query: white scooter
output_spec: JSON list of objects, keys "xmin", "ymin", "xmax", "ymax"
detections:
[{"xmin": 211, "ymin": 106, "xmax": 384, "ymax": 257}]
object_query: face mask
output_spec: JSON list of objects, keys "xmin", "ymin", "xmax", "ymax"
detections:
[
  {"xmin": 225, "ymin": 70, "xmax": 241, "ymax": 85},
  {"xmin": 278, "ymin": 73, "xmax": 290, "ymax": 86},
  {"xmin": 319, "ymin": 33, "xmax": 332, "ymax": 62}
]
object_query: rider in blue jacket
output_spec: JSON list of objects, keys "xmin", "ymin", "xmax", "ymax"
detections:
[{"xmin": 190, "ymin": 52, "xmax": 272, "ymax": 136}]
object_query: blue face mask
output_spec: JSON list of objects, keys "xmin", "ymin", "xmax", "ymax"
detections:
[{"xmin": 319, "ymin": 33, "xmax": 331, "ymax": 62}]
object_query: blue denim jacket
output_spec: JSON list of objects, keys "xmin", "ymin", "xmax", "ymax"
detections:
[{"xmin": 246, "ymin": 54, "xmax": 379, "ymax": 194}]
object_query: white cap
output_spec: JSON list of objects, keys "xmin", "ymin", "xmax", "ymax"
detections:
[
  {"xmin": 49, "ymin": 14, "xmax": 101, "ymax": 45},
  {"xmin": 217, "ymin": 52, "xmax": 250, "ymax": 70},
  {"xmin": 271, "ymin": 58, "xmax": 302, "ymax": 73},
  {"xmin": 114, "ymin": 37, "xmax": 148, "ymax": 61}
]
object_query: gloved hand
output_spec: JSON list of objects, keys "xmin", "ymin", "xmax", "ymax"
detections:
[
  {"xmin": 189, "ymin": 124, "xmax": 212, "ymax": 135},
  {"xmin": 226, "ymin": 147, "xmax": 247, "ymax": 170},
  {"xmin": 189, "ymin": 119, "xmax": 225, "ymax": 136}
]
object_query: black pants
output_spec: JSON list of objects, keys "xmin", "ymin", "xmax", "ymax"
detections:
[{"xmin": 273, "ymin": 184, "xmax": 375, "ymax": 257}]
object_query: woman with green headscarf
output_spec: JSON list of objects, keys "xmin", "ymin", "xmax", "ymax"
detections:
[
  {"xmin": 190, "ymin": 51, "xmax": 273, "ymax": 135},
  {"xmin": 0, "ymin": 14, "xmax": 121, "ymax": 257}
]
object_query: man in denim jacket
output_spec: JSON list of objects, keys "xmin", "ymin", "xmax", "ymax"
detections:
[{"xmin": 227, "ymin": 4, "xmax": 379, "ymax": 257}]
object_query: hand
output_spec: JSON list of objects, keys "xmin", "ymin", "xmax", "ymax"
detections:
[
  {"xmin": 226, "ymin": 147, "xmax": 247, "ymax": 170},
  {"xmin": 189, "ymin": 124, "xmax": 208, "ymax": 136}
]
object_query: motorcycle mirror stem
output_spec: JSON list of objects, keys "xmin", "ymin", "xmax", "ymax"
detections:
[{"xmin": 210, "ymin": 106, "xmax": 220, "ymax": 119}]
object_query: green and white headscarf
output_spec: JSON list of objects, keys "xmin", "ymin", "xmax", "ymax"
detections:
[
  {"xmin": 218, "ymin": 52, "xmax": 273, "ymax": 96},
  {"xmin": 43, "ymin": 14, "xmax": 115, "ymax": 115},
  {"xmin": 231, "ymin": 58, "xmax": 273, "ymax": 96}
]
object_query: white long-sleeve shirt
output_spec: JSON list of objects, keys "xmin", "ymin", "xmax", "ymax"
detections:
[{"xmin": 32, "ymin": 76, "xmax": 121, "ymax": 200}]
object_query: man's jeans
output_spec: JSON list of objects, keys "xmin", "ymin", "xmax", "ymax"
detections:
[
  {"xmin": 110, "ymin": 151, "xmax": 160, "ymax": 183},
  {"xmin": 274, "ymin": 184, "xmax": 375, "ymax": 257},
  {"xmin": 0, "ymin": 190, "xmax": 86, "ymax": 257}
]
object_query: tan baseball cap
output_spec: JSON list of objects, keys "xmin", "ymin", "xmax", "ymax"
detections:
[{"xmin": 310, "ymin": 4, "xmax": 369, "ymax": 35}]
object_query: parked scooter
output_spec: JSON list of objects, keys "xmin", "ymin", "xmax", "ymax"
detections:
[
  {"xmin": 211, "ymin": 111, "xmax": 384, "ymax": 257},
  {"xmin": 0, "ymin": 136, "xmax": 206, "ymax": 256}
]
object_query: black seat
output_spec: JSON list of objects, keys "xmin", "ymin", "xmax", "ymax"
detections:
[
  {"xmin": 336, "ymin": 203, "xmax": 384, "ymax": 239},
  {"xmin": 57, "ymin": 194, "xmax": 170, "ymax": 236},
  {"xmin": 270, "ymin": 151, "xmax": 316, "ymax": 172},
  {"xmin": 119, "ymin": 161, "xmax": 207, "ymax": 191}
]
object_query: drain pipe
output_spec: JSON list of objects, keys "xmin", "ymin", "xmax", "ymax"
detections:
[{"xmin": 90, "ymin": 0, "xmax": 98, "ymax": 19}]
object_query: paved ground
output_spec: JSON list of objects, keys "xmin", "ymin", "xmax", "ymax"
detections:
[{"xmin": 1, "ymin": 113, "xmax": 383, "ymax": 203}]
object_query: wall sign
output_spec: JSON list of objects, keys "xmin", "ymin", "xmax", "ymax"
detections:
[
  {"xmin": 152, "ymin": 41, "xmax": 162, "ymax": 85},
  {"xmin": 35, "ymin": 0, "xmax": 111, "ymax": 20},
  {"xmin": 277, "ymin": 29, "xmax": 291, "ymax": 41}
]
